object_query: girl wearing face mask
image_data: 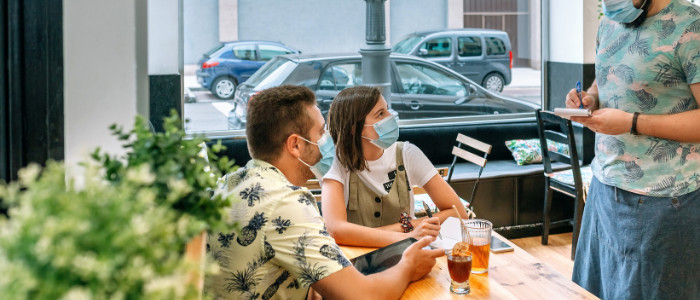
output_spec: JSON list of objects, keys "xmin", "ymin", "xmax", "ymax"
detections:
[{"xmin": 321, "ymin": 86, "xmax": 468, "ymax": 248}]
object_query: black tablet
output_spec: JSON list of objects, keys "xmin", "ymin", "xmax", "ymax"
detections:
[{"xmin": 350, "ymin": 237, "xmax": 418, "ymax": 275}]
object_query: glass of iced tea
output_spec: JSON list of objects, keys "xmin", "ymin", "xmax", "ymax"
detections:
[
  {"xmin": 463, "ymin": 219, "xmax": 492, "ymax": 274},
  {"xmin": 446, "ymin": 249, "xmax": 472, "ymax": 294}
]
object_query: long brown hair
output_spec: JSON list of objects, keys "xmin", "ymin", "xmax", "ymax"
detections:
[{"xmin": 327, "ymin": 86, "xmax": 381, "ymax": 172}]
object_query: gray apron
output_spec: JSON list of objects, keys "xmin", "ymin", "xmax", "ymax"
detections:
[{"xmin": 347, "ymin": 142, "xmax": 411, "ymax": 228}]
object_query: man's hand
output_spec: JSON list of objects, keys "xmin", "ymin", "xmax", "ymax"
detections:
[
  {"xmin": 398, "ymin": 236, "xmax": 445, "ymax": 282},
  {"xmin": 565, "ymin": 88, "xmax": 598, "ymax": 111},
  {"xmin": 410, "ymin": 217, "xmax": 440, "ymax": 239},
  {"xmin": 571, "ymin": 108, "xmax": 634, "ymax": 135}
]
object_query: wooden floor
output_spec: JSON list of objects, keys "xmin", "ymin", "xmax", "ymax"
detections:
[{"xmin": 510, "ymin": 232, "xmax": 575, "ymax": 279}]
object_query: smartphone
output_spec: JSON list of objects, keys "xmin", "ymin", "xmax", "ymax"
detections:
[
  {"xmin": 490, "ymin": 236, "xmax": 514, "ymax": 253},
  {"xmin": 350, "ymin": 237, "xmax": 418, "ymax": 275}
]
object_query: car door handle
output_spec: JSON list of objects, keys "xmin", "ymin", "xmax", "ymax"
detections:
[
  {"xmin": 457, "ymin": 62, "xmax": 465, "ymax": 66},
  {"xmin": 445, "ymin": 63, "xmax": 453, "ymax": 67},
  {"xmin": 410, "ymin": 101, "xmax": 420, "ymax": 110}
]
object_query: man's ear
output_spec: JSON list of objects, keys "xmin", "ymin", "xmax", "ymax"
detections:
[{"xmin": 285, "ymin": 134, "xmax": 302, "ymax": 158}]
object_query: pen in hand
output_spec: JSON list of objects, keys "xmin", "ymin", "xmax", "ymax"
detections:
[
  {"xmin": 576, "ymin": 81, "xmax": 584, "ymax": 109},
  {"xmin": 421, "ymin": 200, "xmax": 442, "ymax": 239}
]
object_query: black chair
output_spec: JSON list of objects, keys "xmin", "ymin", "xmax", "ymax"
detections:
[{"xmin": 535, "ymin": 109, "xmax": 586, "ymax": 260}]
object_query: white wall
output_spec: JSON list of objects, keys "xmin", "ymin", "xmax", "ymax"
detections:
[
  {"xmin": 389, "ymin": 0, "xmax": 447, "ymax": 46},
  {"xmin": 549, "ymin": 0, "xmax": 599, "ymax": 64},
  {"xmin": 237, "ymin": 0, "xmax": 366, "ymax": 54},
  {"xmin": 64, "ymin": 0, "xmax": 149, "ymax": 167},
  {"xmin": 447, "ymin": 0, "xmax": 464, "ymax": 29}
]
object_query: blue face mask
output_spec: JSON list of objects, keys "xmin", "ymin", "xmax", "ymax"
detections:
[
  {"xmin": 363, "ymin": 116, "xmax": 399, "ymax": 150},
  {"xmin": 298, "ymin": 131, "xmax": 335, "ymax": 179},
  {"xmin": 602, "ymin": 0, "xmax": 647, "ymax": 24}
]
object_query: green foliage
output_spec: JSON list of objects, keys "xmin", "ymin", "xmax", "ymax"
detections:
[
  {"xmin": 91, "ymin": 110, "xmax": 237, "ymax": 229},
  {"xmin": 0, "ymin": 111, "xmax": 240, "ymax": 298},
  {"xmin": 0, "ymin": 162, "xmax": 205, "ymax": 299}
]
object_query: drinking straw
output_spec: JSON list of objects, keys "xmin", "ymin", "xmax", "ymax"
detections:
[{"xmin": 452, "ymin": 205, "xmax": 471, "ymax": 244}]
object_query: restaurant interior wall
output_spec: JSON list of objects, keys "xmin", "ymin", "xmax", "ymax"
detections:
[
  {"xmin": 63, "ymin": 0, "xmax": 149, "ymax": 173},
  {"xmin": 544, "ymin": 0, "xmax": 598, "ymax": 111},
  {"xmin": 149, "ymin": 0, "xmax": 184, "ymax": 132}
]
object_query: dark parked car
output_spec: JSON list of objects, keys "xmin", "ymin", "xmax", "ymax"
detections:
[
  {"xmin": 393, "ymin": 29, "xmax": 512, "ymax": 93},
  {"xmin": 228, "ymin": 53, "xmax": 537, "ymax": 129},
  {"xmin": 196, "ymin": 40, "xmax": 299, "ymax": 99}
]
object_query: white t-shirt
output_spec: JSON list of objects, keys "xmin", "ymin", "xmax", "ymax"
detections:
[{"xmin": 323, "ymin": 142, "xmax": 438, "ymax": 215}]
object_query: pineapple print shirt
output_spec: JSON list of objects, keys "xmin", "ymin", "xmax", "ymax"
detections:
[
  {"xmin": 206, "ymin": 159, "xmax": 350, "ymax": 300},
  {"xmin": 593, "ymin": 0, "xmax": 700, "ymax": 196}
]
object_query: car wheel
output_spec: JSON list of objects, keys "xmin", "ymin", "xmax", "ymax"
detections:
[
  {"xmin": 482, "ymin": 73, "xmax": 504, "ymax": 93},
  {"xmin": 211, "ymin": 77, "xmax": 236, "ymax": 100}
]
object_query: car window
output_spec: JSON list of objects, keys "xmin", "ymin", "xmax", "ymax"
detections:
[
  {"xmin": 458, "ymin": 36, "xmax": 482, "ymax": 57},
  {"xmin": 392, "ymin": 34, "xmax": 423, "ymax": 54},
  {"xmin": 281, "ymin": 61, "xmax": 324, "ymax": 89},
  {"xmin": 418, "ymin": 37, "xmax": 451, "ymax": 58},
  {"xmin": 247, "ymin": 57, "xmax": 293, "ymax": 87},
  {"xmin": 319, "ymin": 63, "xmax": 361, "ymax": 91},
  {"xmin": 232, "ymin": 44, "xmax": 257, "ymax": 61},
  {"xmin": 485, "ymin": 37, "xmax": 507, "ymax": 55},
  {"xmin": 204, "ymin": 43, "xmax": 225, "ymax": 57},
  {"xmin": 258, "ymin": 44, "xmax": 295, "ymax": 61},
  {"xmin": 219, "ymin": 50, "xmax": 235, "ymax": 59},
  {"xmin": 396, "ymin": 62, "xmax": 466, "ymax": 96}
]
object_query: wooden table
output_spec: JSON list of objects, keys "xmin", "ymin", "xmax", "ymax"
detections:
[{"xmin": 340, "ymin": 232, "xmax": 597, "ymax": 299}]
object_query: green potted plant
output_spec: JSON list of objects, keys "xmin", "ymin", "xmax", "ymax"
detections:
[
  {"xmin": 0, "ymin": 162, "xmax": 206, "ymax": 299},
  {"xmin": 91, "ymin": 110, "xmax": 236, "ymax": 228},
  {"xmin": 0, "ymin": 111, "xmax": 238, "ymax": 298}
]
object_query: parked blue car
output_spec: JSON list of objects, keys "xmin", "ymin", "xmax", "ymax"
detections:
[{"xmin": 196, "ymin": 41, "xmax": 299, "ymax": 99}]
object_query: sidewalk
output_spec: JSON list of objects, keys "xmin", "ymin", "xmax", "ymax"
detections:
[{"xmin": 510, "ymin": 67, "xmax": 541, "ymax": 88}]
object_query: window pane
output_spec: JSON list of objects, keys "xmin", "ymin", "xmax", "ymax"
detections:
[
  {"xmin": 319, "ymin": 63, "xmax": 361, "ymax": 91},
  {"xmin": 182, "ymin": 2, "xmax": 543, "ymax": 134},
  {"xmin": 458, "ymin": 37, "xmax": 482, "ymax": 57},
  {"xmin": 232, "ymin": 45, "xmax": 256, "ymax": 60},
  {"xmin": 418, "ymin": 37, "xmax": 451, "ymax": 58},
  {"xmin": 281, "ymin": 61, "xmax": 322, "ymax": 89},
  {"xmin": 392, "ymin": 34, "xmax": 423, "ymax": 54},
  {"xmin": 259, "ymin": 44, "xmax": 293, "ymax": 61},
  {"xmin": 485, "ymin": 37, "xmax": 506, "ymax": 56},
  {"xmin": 396, "ymin": 63, "xmax": 466, "ymax": 96}
]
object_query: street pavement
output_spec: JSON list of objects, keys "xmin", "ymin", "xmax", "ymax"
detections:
[{"xmin": 183, "ymin": 65, "xmax": 542, "ymax": 133}]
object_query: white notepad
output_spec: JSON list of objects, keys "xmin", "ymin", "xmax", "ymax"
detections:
[
  {"xmin": 554, "ymin": 108, "xmax": 591, "ymax": 118},
  {"xmin": 429, "ymin": 217, "xmax": 464, "ymax": 249}
]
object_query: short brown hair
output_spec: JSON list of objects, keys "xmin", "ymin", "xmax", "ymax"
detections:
[
  {"xmin": 327, "ymin": 86, "xmax": 382, "ymax": 172},
  {"xmin": 246, "ymin": 85, "xmax": 316, "ymax": 162}
]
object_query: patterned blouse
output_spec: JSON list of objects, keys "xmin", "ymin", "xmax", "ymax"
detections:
[
  {"xmin": 593, "ymin": 0, "xmax": 700, "ymax": 196},
  {"xmin": 206, "ymin": 159, "xmax": 350, "ymax": 300}
]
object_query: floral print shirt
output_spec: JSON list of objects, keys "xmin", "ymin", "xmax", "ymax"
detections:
[
  {"xmin": 206, "ymin": 159, "xmax": 350, "ymax": 300},
  {"xmin": 593, "ymin": 0, "xmax": 700, "ymax": 196}
]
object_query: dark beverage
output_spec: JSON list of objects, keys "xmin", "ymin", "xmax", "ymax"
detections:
[{"xmin": 447, "ymin": 256, "xmax": 472, "ymax": 283}]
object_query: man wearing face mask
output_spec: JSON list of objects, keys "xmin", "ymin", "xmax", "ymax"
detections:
[
  {"xmin": 564, "ymin": 0, "xmax": 700, "ymax": 298},
  {"xmin": 206, "ymin": 85, "xmax": 444, "ymax": 299}
]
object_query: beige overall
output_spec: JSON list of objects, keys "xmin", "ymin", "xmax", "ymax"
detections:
[{"xmin": 347, "ymin": 142, "xmax": 411, "ymax": 228}]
